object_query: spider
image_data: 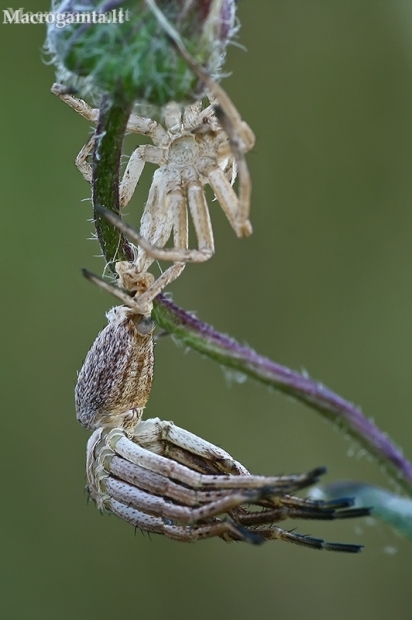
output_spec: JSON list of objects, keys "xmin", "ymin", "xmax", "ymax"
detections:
[
  {"xmin": 87, "ymin": 418, "xmax": 370, "ymax": 550},
  {"xmin": 51, "ymin": 68, "xmax": 254, "ymax": 315},
  {"xmin": 76, "ymin": 276, "xmax": 369, "ymax": 550}
]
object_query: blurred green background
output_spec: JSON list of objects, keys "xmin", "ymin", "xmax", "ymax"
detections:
[{"xmin": 1, "ymin": 1, "xmax": 412, "ymax": 618}]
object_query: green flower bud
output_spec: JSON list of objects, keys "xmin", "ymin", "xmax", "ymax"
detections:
[{"xmin": 46, "ymin": 0, "xmax": 238, "ymax": 106}]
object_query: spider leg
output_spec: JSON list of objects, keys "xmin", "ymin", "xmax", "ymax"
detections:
[
  {"xmin": 109, "ymin": 500, "xmax": 264, "ymax": 544},
  {"xmin": 213, "ymin": 104, "xmax": 254, "ymax": 237},
  {"xmin": 104, "ymin": 428, "xmax": 326, "ymax": 493},
  {"xmin": 105, "ymin": 476, "xmax": 273, "ymax": 524},
  {"xmin": 162, "ymin": 102, "xmax": 182, "ymax": 134},
  {"xmin": 234, "ymin": 501, "xmax": 370, "ymax": 526},
  {"xmin": 197, "ymin": 157, "xmax": 251, "ymax": 238},
  {"xmin": 96, "ymin": 202, "xmax": 213, "ymax": 263},
  {"xmin": 88, "ymin": 431, "xmax": 265, "ymax": 544},
  {"xmin": 52, "ymin": 83, "xmax": 169, "ymax": 203},
  {"xmin": 74, "ymin": 135, "xmax": 95, "ymax": 183},
  {"xmin": 252, "ymin": 526, "xmax": 363, "ymax": 553},
  {"xmin": 134, "ymin": 168, "xmax": 178, "ymax": 270},
  {"xmin": 134, "ymin": 418, "xmax": 250, "ymax": 476},
  {"xmin": 94, "ymin": 177, "xmax": 189, "ymax": 316},
  {"xmin": 108, "ymin": 454, "xmax": 251, "ymax": 506},
  {"xmin": 129, "ymin": 183, "xmax": 188, "ymax": 313},
  {"xmin": 81, "ymin": 266, "xmax": 183, "ymax": 319},
  {"xmin": 87, "ymin": 427, "xmax": 366, "ymax": 551},
  {"xmin": 99, "ymin": 164, "xmax": 215, "ymax": 265},
  {"xmin": 133, "ymin": 262, "xmax": 186, "ymax": 316},
  {"xmin": 51, "ymin": 83, "xmax": 99, "ymax": 122},
  {"xmin": 81, "ymin": 269, "xmax": 141, "ymax": 309},
  {"xmin": 126, "ymin": 113, "xmax": 168, "ymax": 145},
  {"xmin": 186, "ymin": 179, "xmax": 215, "ymax": 259},
  {"xmin": 90, "ymin": 431, "xmax": 278, "ymax": 508},
  {"xmin": 166, "ymin": 41, "xmax": 255, "ymax": 154},
  {"xmin": 119, "ymin": 144, "xmax": 166, "ymax": 208},
  {"xmin": 52, "ymin": 83, "xmax": 169, "ymax": 144},
  {"xmin": 74, "ymin": 138, "xmax": 167, "ymax": 212},
  {"xmin": 182, "ymin": 101, "xmax": 203, "ymax": 131}
]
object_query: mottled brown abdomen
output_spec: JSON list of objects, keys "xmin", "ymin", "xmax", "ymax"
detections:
[{"xmin": 75, "ymin": 306, "xmax": 154, "ymax": 430}]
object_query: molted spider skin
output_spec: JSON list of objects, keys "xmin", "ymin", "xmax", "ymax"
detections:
[
  {"xmin": 51, "ymin": 82, "xmax": 254, "ymax": 313},
  {"xmin": 75, "ymin": 306, "xmax": 154, "ymax": 430}
]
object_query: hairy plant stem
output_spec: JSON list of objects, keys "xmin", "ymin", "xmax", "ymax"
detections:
[
  {"xmin": 92, "ymin": 97, "xmax": 412, "ymax": 499},
  {"xmin": 92, "ymin": 95, "xmax": 134, "ymax": 268}
]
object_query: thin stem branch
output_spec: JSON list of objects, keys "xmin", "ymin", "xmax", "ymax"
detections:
[{"xmin": 153, "ymin": 295, "xmax": 412, "ymax": 497}]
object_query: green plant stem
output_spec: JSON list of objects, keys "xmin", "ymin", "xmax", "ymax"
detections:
[{"xmin": 92, "ymin": 95, "xmax": 134, "ymax": 269}]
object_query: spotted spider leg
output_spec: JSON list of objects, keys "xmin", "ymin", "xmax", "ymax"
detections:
[
  {"xmin": 87, "ymin": 428, "xmax": 266, "ymax": 545},
  {"xmin": 87, "ymin": 424, "xmax": 369, "ymax": 551},
  {"xmin": 87, "ymin": 429, "xmax": 287, "ymax": 545},
  {"xmin": 103, "ymin": 426, "xmax": 328, "ymax": 493},
  {"xmin": 132, "ymin": 417, "xmax": 250, "ymax": 475},
  {"xmin": 109, "ymin": 501, "xmax": 263, "ymax": 544}
]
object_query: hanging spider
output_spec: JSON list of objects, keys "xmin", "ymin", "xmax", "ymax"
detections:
[{"xmin": 76, "ymin": 275, "xmax": 369, "ymax": 551}]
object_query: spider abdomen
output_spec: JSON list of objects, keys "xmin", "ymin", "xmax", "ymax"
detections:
[{"xmin": 75, "ymin": 306, "xmax": 154, "ymax": 431}]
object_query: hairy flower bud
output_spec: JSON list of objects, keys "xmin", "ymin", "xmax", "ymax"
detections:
[{"xmin": 46, "ymin": 0, "xmax": 238, "ymax": 105}]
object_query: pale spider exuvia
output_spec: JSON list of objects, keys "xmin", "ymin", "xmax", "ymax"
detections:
[
  {"xmin": 51, "ymin": 64, "xmax": 254, "ymax": 315},
  {"xmin": 87, "ymin": 419, "xmax": 370, "ymax": 550}
]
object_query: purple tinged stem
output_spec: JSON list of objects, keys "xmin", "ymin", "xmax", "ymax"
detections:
[{"xmin": 154, "ymin": 294, "xmax": 412, "ymax": 496}]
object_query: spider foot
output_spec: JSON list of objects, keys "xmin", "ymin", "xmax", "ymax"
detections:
[
  {"xmin": 51, "ymin": 82, "xmax": 77, "ymax": 96},
  {"xmin": 234, "ymin": 219, "xmax": 253, "ymax": 238},
  {"xmin": 223, "ymin": 518, "xmax": 266, "ymax": 545}
]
